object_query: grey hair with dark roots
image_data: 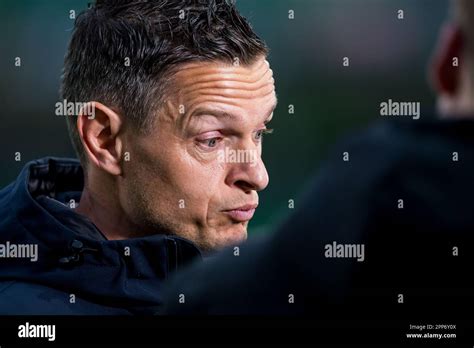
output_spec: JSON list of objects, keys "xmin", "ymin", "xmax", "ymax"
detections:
[{"xmin": 60, "ymin": 0, "xmax": 268, "ymax": 170}]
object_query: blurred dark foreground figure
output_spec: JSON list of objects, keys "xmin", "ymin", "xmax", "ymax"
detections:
[{"xmin": 160, "ymin": 0, "xmax": 474, "ymax": 316}]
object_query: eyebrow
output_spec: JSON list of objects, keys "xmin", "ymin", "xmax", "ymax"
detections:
[
  {"xmin": 191, "ymin": 108, "xmax": 238, "ymax": 120},
  {"xmin": 191, "ymin": 98, "xmax": 278, "ymax": 124}
]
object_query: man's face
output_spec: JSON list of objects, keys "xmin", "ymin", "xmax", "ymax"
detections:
[{"xmin": 120, "ymin": 56, "xmax": 276, "ymax": 252}]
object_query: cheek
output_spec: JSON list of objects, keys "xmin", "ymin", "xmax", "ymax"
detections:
[
  {"xmin": 120, "ymin": 160, "xmax": 164, "ymax": 216},
  {"xmin": 121, "ymin": 140, "xmax": 179, "ymax": 215},
  {"xmin": 125, "ymin": 130, "xmax": 227, "ymax": 219},
  {"xmin": 177, "ymin": 157, "xmax": 227, "ymax": 209}
]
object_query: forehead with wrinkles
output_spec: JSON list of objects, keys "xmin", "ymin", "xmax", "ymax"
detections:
[{"xmin": 161, "ymin": 57, "xmax": 276, "ymax": 126}]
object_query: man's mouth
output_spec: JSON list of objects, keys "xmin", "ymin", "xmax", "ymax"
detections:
[{"xmin": 222, "ymin": 204, "xmax": 258, "ymax": 223}]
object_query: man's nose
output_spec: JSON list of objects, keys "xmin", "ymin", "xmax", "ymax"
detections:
[{"xmin": 225, "ymin": 154, "xmax": 269, "ymax": 193}]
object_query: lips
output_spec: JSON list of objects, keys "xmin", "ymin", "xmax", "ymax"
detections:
[{"xmin": 223, "ymin": 203, "xmax": 258, "ymax": 222}]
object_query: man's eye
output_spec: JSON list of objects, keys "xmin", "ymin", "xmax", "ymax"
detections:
[
  {"xmin": 254, "ymin": 128, "xmax": 274, "ymax": 141},
  {"xmin": 198, "ymin": 137, "xmax": 222, "ymax": 149},
  {"xmin": 207, "ymin": 138, "xmax": 218, "ymax": 147}
]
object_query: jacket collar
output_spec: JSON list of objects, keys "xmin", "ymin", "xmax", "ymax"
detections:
[{"xmin": 5, "ymin": 157, "xmax": 202, "ymax": 313}]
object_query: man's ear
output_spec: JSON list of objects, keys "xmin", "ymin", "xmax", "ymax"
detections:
[
  {"xmin": 77, "ymin": 102, "xmax": 123, "ymax": 176},
  {"xmin": 430, "ymin": 23, "xmax": 464, "ymax": 96}
]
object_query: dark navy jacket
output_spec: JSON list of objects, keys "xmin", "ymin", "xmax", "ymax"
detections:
[{"xmin": 0, "ymin": 157, "xmax": 202, "ymax": 315}]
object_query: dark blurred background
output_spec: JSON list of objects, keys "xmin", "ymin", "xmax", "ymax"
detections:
[{"xmin": 0, "ymin": 0, "xmax": 449, "ymax": 234}]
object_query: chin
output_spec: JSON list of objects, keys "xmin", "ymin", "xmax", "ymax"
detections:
[
  {"xmin": 202, "ymin": 224, "xmax": 248, "ymax": 253},
  {"xmin": 220, "ymin": 223, "xmax": 249, "ymax": 247}
]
